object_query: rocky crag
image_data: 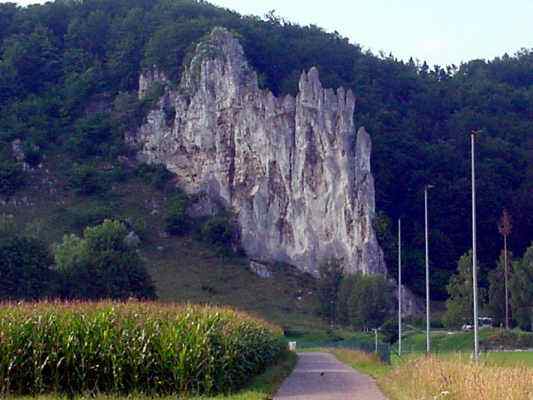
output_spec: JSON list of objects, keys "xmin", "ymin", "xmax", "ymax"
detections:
[{"xmin": 129, "ymin": 27, "xmax": 386, "ymax": 276}]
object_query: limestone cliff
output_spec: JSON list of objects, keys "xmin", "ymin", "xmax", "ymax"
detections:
[{"xmin": 129, "ymin": 27, "xmax": 386, "ymax": 276}]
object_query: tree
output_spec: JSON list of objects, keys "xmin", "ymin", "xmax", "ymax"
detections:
[
  {"xmin": 317, "ymin": 258, "xmax": 344, "ymax": 325},
  {"xmin": 497, "ymin": 209, "xmax": 512, "ymax": 328},
  {"xmin": 510, "ymin": 243, "xmax": 533, "ymax": 331},
  {"xmin": 54, "ymin": 219, "xmax": 156, "ymax": 300},
  {"xmin": 443, "ymin": 252, "xmax": 486, "ymax": 328},
  {"xmin": 337, "ymin": 273, "xmax": 393, "ymax": 330},
  {"xmin": 0, "ymin": 233, "xmax": 59, "ymax": 300},
  {"xmin": 488, "ymin": 252, "xmax": 513, "ymax": 327}
]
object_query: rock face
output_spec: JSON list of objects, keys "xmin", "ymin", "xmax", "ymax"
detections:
[{"xmin": 130, "ymin": 27, "xmax": 386, "ymax": 276}]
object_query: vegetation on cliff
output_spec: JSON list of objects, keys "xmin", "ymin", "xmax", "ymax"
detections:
[{"xmin": 0, "ymin": 0, "xmax": 531, "ymax": 300}]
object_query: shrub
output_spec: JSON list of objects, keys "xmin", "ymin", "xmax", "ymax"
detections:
[
  {"xmin": 62, "ymin": 202, "xmax": 114, "ymax": 231},
  {"xmin": 54, "ymin": 220, "xmax": 156, "ymax": 300},
  {"xmin": 199, "ymin": 215, "xmax": 238, "ymax": 253},
  {"xmin": 112, "ymin": 91, "xmax": 143, "ymax": 130},
  {"xmin": 135, "ymin": 162, "xmax": 173, "ymax": 190},
  {"xmin": 0, "ymin": 302, "xmax": 286, "ymax": 397},
  {"xmin": 336, "ymin": 273, "xmax": 394, "ymax": 330},
  {"xmin": 317, "ymin": 258, "xmax": 344, "ymax": 325},
  {"xmin": 482, "ymin": 329, "xmax": 533, "ymax": 350},
  {"xmin": 66, "ymin": 113, "xmax": 124, "ymax": 159},
  {"xmin": 68, "ymin": 163, "xmax": 109, "ymax": 195},
  {"xmin": 0, "ymin": 234, "xmax": 60, "ymax": 300},
  {"xmin": 165, "ymin": 189, "xmax": 190, "ymax": 235},
  {"xmin": 381, "ymin": 318, "xmax": 399, "ymax": 344}
]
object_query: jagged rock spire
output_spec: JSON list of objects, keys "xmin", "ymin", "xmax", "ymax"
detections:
[{"xmin": 130, "ymin": 27, "xmax": 385, "ymax": 276}]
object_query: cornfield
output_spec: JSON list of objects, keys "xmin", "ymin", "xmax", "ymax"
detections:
[
  {"xmin": 381, "ymin": 355, "xmax": 533, "ymax": 400},
  {"xmin": 0, "ymin": 301, "xmax": 286, "ymax": 397}
]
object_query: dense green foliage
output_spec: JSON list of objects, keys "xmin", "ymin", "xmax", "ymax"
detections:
[
  {"xmin": 0, "ymin": 302, "xmax": 286, "ymax": 396},
  {"xmin": 317, "ymin": 259, "xmax": 394, "ymax": 329},
  {"xmin": 336, "ymin": 273, "xmax": 394, "ymax": 330},
  {"xmin": 199, "ymin": 214, "xmax": 239, "ymax": 255},
  {"xmin": 443, "ymin": 252, "xmax": 481, "ymax": 328},
  {"xmin": 0, "ymin": 218, "xmax": 155, "ymax": 301},
  {"xmin": 510, "ymin": 243, "xmax": 533, "ymax": 330},
  {"xmin": 317, "ymin": 259, "xmax": 344, "ymax": 324},
  {"xmin": 487, "ymin": 252, "xmax": 509, "ymax": 326},
  {"xmin": 0, "ymin": 233, "xmax": 59, "ymax": 300},
  {"xmin": 164, "ymin": 188, "xmax": 189, "ymax": 235},
  {"xmin": 0, "ymin": 0, "xmax": 531, "ymax": 299},
  {"xmin": 446, "ymin": 244, "xmax": 533, "ymax": 330},
  {"xmin": 54, "ymin": 219, "xmax": 156, "ymax": 300}
]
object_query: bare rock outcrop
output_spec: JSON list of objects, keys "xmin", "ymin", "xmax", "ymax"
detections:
[{"xmin": 129, "ymin": 27, "xmax": 386, "ymax": 276}]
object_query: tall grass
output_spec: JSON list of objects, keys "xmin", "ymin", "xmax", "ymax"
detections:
[
  {"xmin": 0, "ymin": 301, "xmax": 285, "ymax": 397},
  {"xmin": 380, "ymin": 356, "xmax": 533, "ymax": 400}
]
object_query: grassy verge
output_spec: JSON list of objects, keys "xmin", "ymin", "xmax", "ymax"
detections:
[
  {"xmin": 380, "ymin": 355, "xmax": 533, "ymax": 400},
  {"xmin": 325, "ymin": 348, "xmax": 391, "ymax": 378},
  {"xmin": 325, "ymin": 347, "xmax": 533, "ymax": 400},
  {"xmin": 3, "ymin": 351, "xmax": 297, "ymax": 400}
]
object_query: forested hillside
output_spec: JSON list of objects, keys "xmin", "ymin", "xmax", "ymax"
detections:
[{"xmin": 0, "ymin": 0, "xmax": 531, "ymax": 299}]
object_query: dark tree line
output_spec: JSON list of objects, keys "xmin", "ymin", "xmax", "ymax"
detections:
[{"xmin": 0, "ymin": 0, "xmax": 531, "ymax": 299}]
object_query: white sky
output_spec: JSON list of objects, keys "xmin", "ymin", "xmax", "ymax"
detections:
[{"xmin": 8, "ymin": 0, "xmax": 533, "ymax": 66}]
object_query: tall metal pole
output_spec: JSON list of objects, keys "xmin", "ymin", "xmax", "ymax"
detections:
[
  {"xmin": 398, "ymin": 218, "xmax": 402, "ymax": 356},
  {"xmin": 425, "ymin": 186, "xmax": 431, "ymax": 354},
  {"xmin": 471, "ymin": 131, "xmax": 480, "ymax": 361},
  {"xmin": 504, "ymin": 234, "xmax": 509, "ymax": 330}
]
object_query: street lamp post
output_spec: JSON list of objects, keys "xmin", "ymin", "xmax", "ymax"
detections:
[
  {"xmin": 424, "ymin": 184, "xmax": 433, "ymax": 354},
  {"xmin": 471, "ymin": 130, "xmax": 481, "ymax": 361},
  {"xmin": 398, "ymin": 218, "xmax": 402, "ymax": 356}
]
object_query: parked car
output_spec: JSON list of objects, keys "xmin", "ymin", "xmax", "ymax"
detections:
[{"xmin": 462, "ymin": 317, "xmax": 494, "ymax": 331}]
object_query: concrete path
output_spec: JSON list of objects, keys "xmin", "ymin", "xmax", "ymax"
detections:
[{"xmin": 274, "ymin": 352, "xmax": 387, "ymax": 400}]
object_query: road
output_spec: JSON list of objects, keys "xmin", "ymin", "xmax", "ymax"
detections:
[{"xmin": 274, "ymin": 352, "xmax": 388, "ymax": 400}]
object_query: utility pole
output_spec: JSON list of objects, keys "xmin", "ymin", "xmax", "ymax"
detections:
[
  {"xmin": 424, "ymin": 184, "xmax": 433, "ymax": 354},
  {"xmin": 471, "ymin": 130, "xmax": 481, "ymax": 361},
  {"xmin": 398, "ymin": 218, "xmax": 402, "ymax": 356}
]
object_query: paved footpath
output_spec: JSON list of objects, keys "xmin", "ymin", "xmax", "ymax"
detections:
[{"xmin": 274, "ymin": 352, "xmax": 388, "ymax": 400}]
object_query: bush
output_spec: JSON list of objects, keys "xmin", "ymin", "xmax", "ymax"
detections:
[
  {"xmin": 68, "ymin": 163, "xmax": 110, "ymax": 195},
  {"xmin": 164, "ymin": 189, "xmax": 189, "ymax": 235},
  {"xmin": 336, "ymin": 273, "xmax": 394, "ymax": 330},
  {"xmin": 317, "ymin": 258, "xmax": 344, "ymax": 325},
  {"xmin": 199, "ymin": 215, "xmax": 238, "ymax": 253},
  {"xmin": 381, "ymin": 318, "xmax": 399, "ymax": 344},
  {"xmin": 66, "ymin": 113, "xmax": 124, "ymax": 159},
  {"xmin": 0, "ymin": 234, "xmax": 60, "ymax": 300},
  {"xmin": 482, "ymin": 329, "xmax": 533, "ymax": 350},
  {"xmin": 54, "ymin": 220, "xmax": 156, "ymax": 300},
  {"xmin": 62, "ymin": 202, "xmax": 114, "ymax": 231},
  {"xmin": 0, "ymin": 302, "xmax": 286, "ymax": 397},
  {"xmin": 135, "ymin": 162, "xmax": 173, "ymax": 190},
  {"xmin": 112, "ymin": 91, "xmax": 143, "ymax": 130},
  {"xmin": 0, "ymin": 160, "xmax": 24, "ymax": 197}
]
